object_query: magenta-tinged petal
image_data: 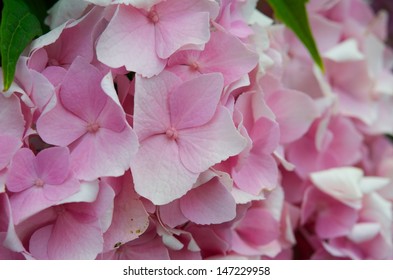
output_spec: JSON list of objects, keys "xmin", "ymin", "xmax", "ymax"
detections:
[
  {"xmin": 35, "ymin": 147, "xmax": 70, "ymax": 185},
  {"xmin": 96, "ymin": 5, "xmax": 166, "ymax": 77},
  {"xmin": 36, "ymin": 101, "xmax": 88, "ymax": 146},
  {"xmin": 47, "ymin": 211, "xmax": 103, "ymax": 259},
  {"xmin": 180, "ymin": 178, "xmax": 236, "ymax": 225},
  {"xmin": 59, "ymin": 57, "xmax": 107, "ymax": 122},
  {"xmin": 131, "ymin": 135, "xmax": 198, "ymax": 205},
  {"xmin": 134, "ymin": 72, "xmax": 180, "ymax": 141},
  {"xmin": 236, "ymin": 208, "xmax": 280, "ymax": 246},
  {"xmin": 315, "ymin": 202, "xmax": 358, "ymax": 238},
  {"xmin": 169, "ymin": 73, "xmax": 223, "ymax": 130},
  {"xmin": 6, "ymin": 148, "xmax": 37, "ymax": 193},
  {"xmin": 0, "ymin": 135, "xmax": 22, "ymax": 170},
  {"xmin": 178, "ymin": 107, "xmax": 246, "ymax": 173},
  {"xmin": 0, "ymin": 193, "xmax": 26, "ymax": 254},
  {"xmin": 70, "ymin": 126, "xmax": 137, "ymax": 180},
  {"xmin": 29, "ymin": 225, "xmax": 52, "ymax": 259}
]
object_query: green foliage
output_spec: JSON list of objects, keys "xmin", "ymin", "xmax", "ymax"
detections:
[
  {"xmin": 267, "ymin": 0, "xmax": 324, "ymax": 71},
  {"xmin": 1, "ymin": 0, "xmax": 42, "ymax": 91}
]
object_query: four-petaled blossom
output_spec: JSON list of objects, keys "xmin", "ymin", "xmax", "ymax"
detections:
[
  {"xmin": 37, "ymin": 57, "xmax": 138, "ymax": 181},
  {"xmin": 131, "ymin": 71, "xmax": 246, "ymax": 204}
]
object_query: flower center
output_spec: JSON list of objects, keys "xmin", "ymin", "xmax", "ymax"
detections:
[
  {"xmin": 34, "ymin": 178, "xmax": 45, "ymax": 187},
  {"xmin": 147, "ymin": 10, "xmax": 159, "ymax": 23},
  {"xmin": 87, "ymin": 122, "xmax": 100, "ymax": 133},
  {"xmin": 190, "ymin": 61, "xmax": 199, "ymax": 71},
  {"xmin": 165, "ymin": 127, "xmax": 178, "ymax": 140}
]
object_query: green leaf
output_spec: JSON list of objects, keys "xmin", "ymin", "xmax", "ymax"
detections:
[
  {"xmin": 1, "ymin": 0, "xmax": 42, "ymax": 91},
  {"xmin": 267, "ymin": 0, "xmax": 324, "ymax": 71}
]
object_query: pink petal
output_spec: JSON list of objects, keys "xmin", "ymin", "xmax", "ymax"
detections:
[
  {"xmin": 95, "ymin": 94, "xmax": 127, "ymax": 132},
  {"xmin": 70, "ymin": 126, "xmax": 137, "ymax": 180},
  {"xmin": 169, "ymin": 73, "xmax": 224, "ymax": 129},
  {"xmin": 29, "ymin": 225, "xmax": 52, "ymax": 259},
  {"xmin": 96, "ymin": 5, "xmax": 166, "ymax": 77},
  {"xmin": 180, "ymin": 178, "xmax": 236, "ymax": 225},
  {"xmin": 194, "ymin": 29, "xmax": 258, "ymax": 85},
  {"xmin": 267, "ymin": 89, "xmax": 318, "ymax": 144},
  {"xmin": 0, "ymin": 94, "xmax": 25, "ymax": 139},
  {"xmin": 6, "ymin": 148, "xmax": 37, "ymax": 193},
  {"xmin": 233, "ymin": 152, "xmax": 278, "ymax": 195},
  {"xmin": 0, "ymin": 135, "xmax": 22, "ymax": 170},
  {"xmin": 47, "ymin": 211, "xmax": 103, "ymax": 259},
  {"xmin": 35, "ymin": 147, "xmax": 70, "ymax": 185},
  {"xmin": 131, "ymin": 135, "xmax": 198, "ymax": 205},
  {"xmin": 36, "ymin": 101, "xmax": 88, "ymax": 146},
  {"xmin": 43, "ymin": 177, "xmax": 80, "ymax": 201},
  {"xmin": 134, "ymin": 72, "xmax": 180, "ymax": 141},
  {"xmin": 236, "ymin": 208, "xmax": 280, "ymax": 246},
  {"xmin": 310, "ymin": 167, "xmax": 363, "ymax": 209},
  {"xmin": 178, "ymin": 107, "xmax": 246, "ymax": 173},
  {"xmin": 59, "ymin": 57, "xmax": 107, "ymax": 122},
  {"xmin": 315, "ymin": 202, "xmax": 358, "ymax": 238},
  {"xmin": 159, "ymin": 200, "xmax": 188, "ymax": 228},
  {"xmin": 251, "ymin": 117, "xmax": 280, "ymax": 153},
  {"xmin": 103, "ymin": 178, "xmax": 149, "ymax": 252},
  {"xmin": 155, "ymin": 0, "xmax": 211, "ymax": 58}
]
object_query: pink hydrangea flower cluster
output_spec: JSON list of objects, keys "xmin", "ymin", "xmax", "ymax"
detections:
[{"xmin": 1, "ymin": 0, "xmax": 393, "ymax": 260}]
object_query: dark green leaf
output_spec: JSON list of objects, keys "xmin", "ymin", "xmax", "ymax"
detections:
[
  {"xmin": 267, "ymin": 0, "xmax": 324, "ymax": 71},
  {"xmin": 1, "ymin": 0, "xmax": 42, "ymax": 91}
]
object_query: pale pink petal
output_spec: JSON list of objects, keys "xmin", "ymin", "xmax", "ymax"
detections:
[
  {"xmin": 45, "ymin": 0, "xmax": 89, "ymax": 29},
  {"xmin": 70, "ymin": 126, "xmax": 137, "ymax": 180},
  {"xmin": 131, "ymin": 135, "xmax": 198, "ymax": 205},
  {"xmin": 36, "ymin": 102, "xmax": 88, "ymax": 146},
  {"xmin": 6, "ymin": 148, "xmax": 37, "ymax": 193},
  {"xmin": 310, "ymin": 167, "xmax": 363, "ymax": 209},
  {"xmin": 134, "ymin": 72, "xmax": 180, "ymax": 141},
  {"xmin": 347, "ymin": 223, "xmax": 381, "ymax": 243},
  {"xmin": 194, "ymin": 30, "xmax": 258, "ymax": 85},
  {"xmin": 232, "ymin": 152, "xmax": 278, "ymax": 195},
  {"xmin": 96, "ymin": 5, "xmax": 166, "ymax": 77},
  {"xmin": 180, "ymin": 178, "xmax": 236, "ymax": 225},
  {"xmin": 178, "ymin": 107, "xmax": 246, "ymax": 173},
  {"xmin": 103, "ymin": 179, "xmax": 149, "ymax": 252},
  {"xmin": 267, "ymin": 89, "xmax": 318, "ymax": 143},
  {"xmin": 43, "ymin": 178, "xmax": 80, "ymax": 201},
  {"xmin": 169, "ymin": 73, "xmax": 223, "ymax": 129},
  {"xmin": 155, "ymin": 0, "xmax": 211, "ymax": 58}
]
